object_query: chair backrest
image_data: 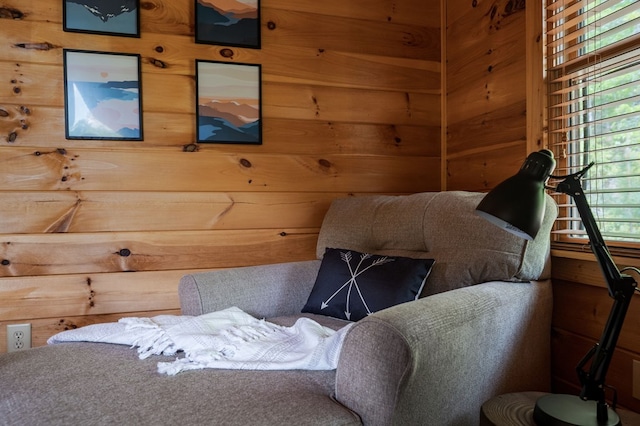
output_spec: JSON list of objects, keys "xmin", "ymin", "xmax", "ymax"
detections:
[{"xmin": 316, "ymin": 191, "xmax": 557, "ymax": 296}]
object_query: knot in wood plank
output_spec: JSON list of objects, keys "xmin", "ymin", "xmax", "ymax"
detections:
[
  {"xmin": 220, "ymin": 49, "xmax": 234, "ymax": 58},
  {"xmin": 140, "ymin": 1, "xmax": 157, "ymax": 10},
  {"xmin": 318, "ymin": 159, "xmax": 332, "ymax": 169},
  {"xmin": 149, "ymin": 58, "xmax": 167, "ymax": 68},
  {"xmin": 13, "ymin": 42, "xmax": 55, "ymax": 51},
  {"xmin": 0, "ymin": 7, "xmax": 23, "ymax": 19}
]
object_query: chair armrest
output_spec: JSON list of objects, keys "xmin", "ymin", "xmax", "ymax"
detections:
[
  {"xmin": 335, "ymin": 279, "xmax": 552, "ymax": 426},
  {"xmin": 179, "ymin": 260, "xmax": 322, "ymax": 318}
]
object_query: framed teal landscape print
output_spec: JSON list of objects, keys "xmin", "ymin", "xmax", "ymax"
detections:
[
  {"xmin": 63, "ymin": 0, "xmax": 140, "ymax": 37},
  {"xmin": 64, "ymin": 49, "xmax": 143, "ymax": 140},
  {"xmin": 195, "ymin": 0, "xmax": 260, "ymax": 49},
  {"xmin": 196, "ymin": 60, "xmax": 261, "ymax": 145}
]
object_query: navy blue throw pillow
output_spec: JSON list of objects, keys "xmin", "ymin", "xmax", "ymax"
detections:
[{"xmin": 302, "ymin": 248, "xmax": 435, "ymax": 321}]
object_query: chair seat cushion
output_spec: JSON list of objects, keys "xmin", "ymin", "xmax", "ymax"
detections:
[{"xmin": 0, "ymin": 341, "xmax": 361, "ymax": 425}]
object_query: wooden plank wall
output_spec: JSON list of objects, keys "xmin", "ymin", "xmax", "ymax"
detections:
[
  {"xmin": 551, "ymin": 253, "xmax": 640, "ymax": 413},
  {"xmin": 0, "ymin": 0, "xmax": 442, "ymax": 352},
  {"xmin": 444, "ymin": 0, "xmax": 529, "ymax": 191},
  {"xmin": 445, "ymin": 0, "xmax": 640, "ymax": 414}
]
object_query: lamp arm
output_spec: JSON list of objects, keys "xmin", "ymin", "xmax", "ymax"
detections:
[
  {"xmin": 553, "ymin": 164, "xmax": 623, "ymax": 294},
  {"xmin": 553, "ymin": 167, "xmax": 637, "ymax": 420}
]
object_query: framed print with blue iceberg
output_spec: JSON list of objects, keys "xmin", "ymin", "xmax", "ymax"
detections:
[
  {"xmin": 63, "ymin": 0, "xmax": 140, "ymax": 37},
  {"xmin": 64, "ymin": 49, "xmax": 143, "ymax": 141},
  {"xmin": 195, "ymin": 0, "xmax": 260, "ymax": 49},
  {"xmin": 196, "ymin": 60, "xmax": 261, "ymax": 145}
]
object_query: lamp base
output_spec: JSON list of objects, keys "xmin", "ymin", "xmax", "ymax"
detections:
[{"xmin": 533, "ymin": 394, "xmax": 620, "ymax": 426}]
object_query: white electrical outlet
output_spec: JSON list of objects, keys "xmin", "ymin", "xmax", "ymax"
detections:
[{"xmin": 7, "ymin": 324, "xmax": 31, "ymax": 352}]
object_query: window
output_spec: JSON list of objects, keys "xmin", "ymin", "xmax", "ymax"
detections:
[{"xmin": 545, "ymin": 0, "xmax": 640, "ymax": 247}]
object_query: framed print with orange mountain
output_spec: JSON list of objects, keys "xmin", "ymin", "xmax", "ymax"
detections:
[
  {"xmin": 196, "ymin": 60, "xmax": 261, "ymax": 144},
  {"xmin": 195, "ymin": 0, "xmax": 260, "ymax": 49}
]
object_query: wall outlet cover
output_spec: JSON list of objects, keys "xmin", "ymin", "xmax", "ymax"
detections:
[{"xmin": 7, "ymin": 323, "xmax": 31, "ymax": 352}]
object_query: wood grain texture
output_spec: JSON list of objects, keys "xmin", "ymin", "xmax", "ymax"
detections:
[
  {"xmin": 0, "ymin": 148, "xmax": 440, "ymax": 192},
  {"xmin": 446, "ymin": 100, "xmax": 526, "ymax": 156},
  {"xmin": 551, "ymin": 328, "xmax": 640, "ymax": 414},
  {"xmin": 480, "ymin": 392, "xmax": 543, "ymax": 426},
  {"xmin": 444, "ymin": 0, "xmax": 528, "ymax": 192},
  {"xmin": 446, "ymin": 142, "xmax": 525, "ymax": 191},
  {"xmin": 552, "ymin": 279, "xmax": 640, "ymax": 354},
  {"xmin": 0, "ymin": 270, "xmax": 188, "ymax": 320},
  {"xmin": 0, "ymin": 0, "xmax": 442, "ymax": 353},
  {"xmin": 0, "ymin": 19, "xmax": 438, "ymax": 124},
  {"xmin": 0, "ymin": 191, "xmax": 348, "ymax": 234},
  {"xmin": 0, "ymin": 228, "xmax": 319, "ymax": 277},
  {"xmin": 551, "ymin": 252, "xmax": 640, "ymax": 415},
  {"xmin": 480, "ymin": 391, "xmax": 640, "ymax": 425},
  {"xmin": 266, "ymin": 0, "xmax": 440, "ymax": 27},
  {"xmin": 0, "ymin": 309, "xmax": 181, "ymax": 352},
  {"xmin": 0, "ymin": 104, "xmax": 440, "ymax": 154}
]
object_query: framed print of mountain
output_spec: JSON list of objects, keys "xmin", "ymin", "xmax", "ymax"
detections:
[
  {"xmin": 64, "ymin": 49, "xmax": 143, "ymax": 141},
  {"xmin": 196, "ymin": 60, "xmax": 261, "ymax": 144},
  {"xmin": 195, "ymin": 0, "xmax": 260, "ymax": 49},
  {"xmin": 63, "ymin": 1, "xmax": 140, "ymax": 37}
]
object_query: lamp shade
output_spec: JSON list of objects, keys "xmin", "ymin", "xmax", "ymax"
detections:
[{"xmin": 475, "ymin": 150, "xmax": 556, "ymax": 240}]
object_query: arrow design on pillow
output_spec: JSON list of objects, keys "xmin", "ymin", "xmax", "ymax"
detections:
[{"xmin": 321, "ymin": 251, "xmax": 394, "ymax": 320}]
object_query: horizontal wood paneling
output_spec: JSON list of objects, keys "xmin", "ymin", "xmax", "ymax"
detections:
[
  {"xmin": 552, "ymin": 328, "xmax": 640, "ymax": 413},
  {"xmin": 1, "ymin": 61, "xmax": 438, "ymax": 119},
  {"xmin": 0, "ymin": 148, "xmax": 439, "ymax": 192},
  {"xmin": 444, "ymin": 0, "xmax": 528, "ymax": 192},
  {"xmin": 0, "ymin": 0, "xmax": 440, "ymax": 352},
  {"xmin": 0, "ymin": 228, "xmax": 319, "ymax": 277},
  {"xmin": 0, "ymin": 192, "xmax": 344, "ymax": 234},
  {"xmin": 3, "ymin": 0, "xmax": 441, "ymax": 29},
  {"xmin": 446, "ymin": 142, "xmax": 525, "ymax": 191},
  {"xmin": 2, "ymin": 35, "xmax": 439, "ymax": 97},
  {"xmin": 551, "ymin": 254, "xmax": 640, "ymax": 413},
  {"xmin": 1, "ymin": 105, "xmax": 439, "ymax": 154},
  {"xmin": 446, "ymin": 100, "xmax": 526, "ymax": 156},
  {"xmin": 266, "ymin": 0, "xmax": 441, "ymax": 27},
  {"xmin": 0, "ymin": 309, "xmax": 182, "ymax": 353},
  {"xmin": 0, "ymin": 270, "xmax": 188, "ymax": 321},
  {"xmin": 261, "ymin": 8, "xmax": 440, "ymax": 61},
  {"xmin": 552, "ymin": 279, "xmax": 640, "ymax": 355}
]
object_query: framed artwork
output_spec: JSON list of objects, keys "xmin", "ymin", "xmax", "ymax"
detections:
[
  {"xmin": 64, "ymin": 49, "xmax": 143, "ymax": 141},
  {"xmin": 63, "ymin": 0, "xmax": 140, "ymax": 37},
  {"xmin": 195, "ymin": 0, "xmax": 260, "ymax": 49},
  {"xmin": 196, "ymin": 60, "xmax": 262, "ymax": 144}
]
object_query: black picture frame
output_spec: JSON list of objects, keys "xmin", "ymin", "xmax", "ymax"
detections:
[
  {"xmin": 196, "ymin": 60, "xmax": 262, "ymax": 145},
  {"xmin": 64, "ymin": 49, "xmax": 143, "ymax": 141},
  {"xmin": 63, "ymin": 0, "xmax": 140, "ymax": 38},
  {"xmin": 195, "ymin": 0, "xmax": 261, "ymax": 49}
]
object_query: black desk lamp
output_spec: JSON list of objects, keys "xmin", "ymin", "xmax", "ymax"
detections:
[{"xmin": 476, "ymin": 149, "xmax": 638, "ymax": 426}]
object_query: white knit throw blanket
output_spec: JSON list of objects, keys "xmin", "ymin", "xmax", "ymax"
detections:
[{"xmin": 47, "ymin": 307, "xmax": 353, "ymax": 375}]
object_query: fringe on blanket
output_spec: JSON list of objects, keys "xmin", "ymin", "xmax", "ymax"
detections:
[{"xmin": 48, "ymin": 307, "xmax": 352, "ymax": 375}]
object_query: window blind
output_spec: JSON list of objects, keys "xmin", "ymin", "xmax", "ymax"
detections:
[{"xmin": 545, "ymin": 0, "xmax": 640, "ymax": 246}]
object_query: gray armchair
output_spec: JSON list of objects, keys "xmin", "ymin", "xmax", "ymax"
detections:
[{"xmin": 0, "ymin": 191, "xmax": 557, "ymax": 425}]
